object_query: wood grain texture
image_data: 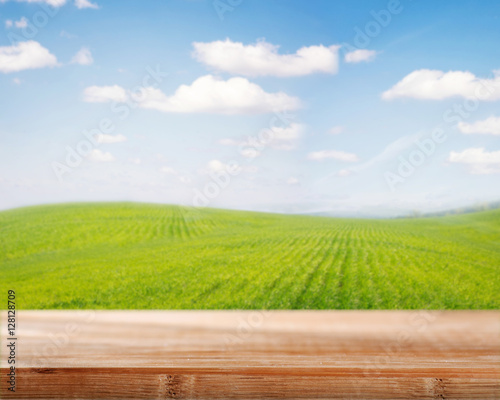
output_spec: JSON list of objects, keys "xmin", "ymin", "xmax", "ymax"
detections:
[{"xmin": 1, "ymin": 311, "xmax": 499, "ymax": 399}]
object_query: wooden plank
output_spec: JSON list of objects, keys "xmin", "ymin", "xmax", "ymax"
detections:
[{"xmin": 1, "ymin": 311, "xmax": 499, "ymax": 399}]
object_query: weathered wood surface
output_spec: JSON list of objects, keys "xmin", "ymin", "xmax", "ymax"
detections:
[{"xmin": 1, "ymin": 310, "xmax": 499, "ymax": 399}]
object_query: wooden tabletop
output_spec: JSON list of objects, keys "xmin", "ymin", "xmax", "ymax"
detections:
[{"xmin": 1, "ymin": 311, "xmax": 499, "ymax": 399}]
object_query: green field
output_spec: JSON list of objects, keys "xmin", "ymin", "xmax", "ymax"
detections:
[{"xmin": 1, "ymin": 202, "xmax": 499, "ymax": 309}]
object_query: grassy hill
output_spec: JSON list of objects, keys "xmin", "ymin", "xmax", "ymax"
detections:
[{"xmin": 1, "ymin": 202, "xmax": 499, "ymax": 309}]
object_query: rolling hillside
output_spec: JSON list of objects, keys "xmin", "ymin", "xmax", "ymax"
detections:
[{"xmin": 0, "ymin": 202, "xmax": 499, "ymax": 309}]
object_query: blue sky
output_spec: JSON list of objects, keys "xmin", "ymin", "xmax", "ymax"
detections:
[{"xmin": 1, "ymin": 0, "xmax": 500, "ymax": 216}]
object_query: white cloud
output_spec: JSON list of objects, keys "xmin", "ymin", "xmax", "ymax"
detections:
[
  {"xmin": 318, "ymin": 132, "xmax": 431, "ymax": 182},
  {"xmin": 329, "ymin": 126, "xmax": 344, "ymax": 135},
  {"xmin": 287, "ymin": 177, "xmax": 299, "ymax": 185},
  {"xmin": 87, "ymin": 149, "xmax": 114, "ymax": 162},
  {"xmin": 95, "ymin": 134, "xmax": 126, "ymax": 144},
  {"xmin": 448, "ymin": 148, "xmax": 500, "ymax": 174},
  {"xmin": 336, "ymin": 169, "xmax": 353, "ymax": 177},
  {"xmin": 192, "ymin": 39, "xmax": 340, "ymax": 77},
  {"xmin": 44, "ymin": 0, "xmax": 66, "ymax": 6},
  {"xmin": 2, "ymin": 0, "xmax": 67, "ymax": 6},
  {"xmin": 130, "ymin": 158, "xmax": 141, "ymax": 165},
  {"xmin": 179, "ymin": 175, "xmax": 192, "ymax": 184},
  {"xmin": 60, "ymin": 30, "xmax": 77, "ymax": 39},
  {"xmin": 307, "ymin": 150, "xmax": 359, "ymax": 162},
  {"xmin": 344, "ymin": 49, "xmax": 377, "ymax": 63},
  {"xmin": 219, "ymin": 137, "xmax": 261, "ymax": 158},
  {"xmin": 0, "ymin": 41, "xmax": 58, "ymax": 73},
  {"xmin": 206, "ymin": 159, "xmax": 227, "ymax": 173},
  {"xmin": 241, "ymin": 148, "xmax": 260, "ymax": 159},
  {"xmin": 382, "ymin": 69, "xmax": 500, "ymax": 101},
  {"xmin": 458, "ymin": 116, "xmax": 500, "ymax": 135},
  {"xmin": 71, "ymin": 47, "xmax": 93, "ymax": 65},
  {"xmin": 219, "ymin": 123, "xmax": 303, "ymax": 154},
  {"xmin": 6, "ymin": 17, "xmax": 28, "ymax": 29},
  {"xmin": 267, "ymin": 123, "xmax": 303, "ymax": 150},
  {"xmin": 160, "ymin": 166, "xmax": 177, "ymax": 175},
  {"xmin": 12, "ymin": 77, "xmax": 21, "ymax": 84},
  {"xmin": 83, "ymin": 75, "xmax": 301, "ymax": 115},
  {"xmin": 200, "ymin": 159, "xmax": 245, "ymax": 176},
  {"xmin": 219, "ymin": 138, "xmax": 241, "ymax": 146},
  {"xmin": 74, "ymin": 0, "xmax": 98, "ymax": 9},
  {"xmin": 83, "ymin": 85, "xmax": 128, "ymax": 103},
  {"xmin": 15, "ymin": 17, "xmax": 28, "ymax": 28}
]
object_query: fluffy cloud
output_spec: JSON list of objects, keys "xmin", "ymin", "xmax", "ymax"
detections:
[
  {"xmin": 319, "ymin": 133, "xmax": 426, "ymax": 181},
  {"xmin": 0, "ymin": 41, "xmax": 58, "ymax": 73},
  {"xmin": 15, "ymin": 17, "xmax": 28, "ymax": 28},
  {"xmin": 83, "ymin": 75, "xmax": 301, "ymax": 114},
  {"xmin": 87, "ymin": 149, "xmax": 114, "ymax": 162},
  {"xmin": 448, "ymin": 148, "xmax": 500, "ymax": 174},
  {"xmin": 1, "ymin": 0, "xmax": 99, "ymax": 9},
  {"xmin": 336, "ymin": 169, "xmax": 353, "ymax": 177},
  {"xmin": 344, "ymin": 49, "xmax": 377, "ymax": 63},
  {"xmin": 5, "ymin": 17, "xmax": 28, "ymax": 29},
  {"xmin": 458, "ymin": 116, "xmax": 500, "ymax": 135},
  {"xmin": 329, "ymin": 126, "xmax": 344, "ymax": 135},
  {"xmin": 160, "ymin": 166, "xmax": 177, "ymax": 175},
  {"xmin": 307, "ymin": 150, "xmax": 359, "ymax": 162},
  {"xmin": 219, "ymin": 137, "xmax": 261, "ymax": 158},
  {"xmin": 95, "ymin": 134, "xmax": 126, "ymax": 144},
  {"xmin": 200, "ymin": 160, "xmax": 253, "ymax": 177},
  {"xmin": 206, "ymin": 160, "xmax": 228, "ymax": 173},
  {"xmin": 75, "ymin": 0, "xmax": 98, "ymax": 9},
  {"xmin": 219, "ymin": 138, "xmax": 240, "ymax": 146},
  {"xmin": 267, "ymin": 123, "xmax": 303, "ymax": 150},
  {"xmin": 219, "ymin": 123, "xmax": 303, "ymax": 155},
  {"xmin": 71, "ymin": 47, "xmax": 93, "ymax": 65},
  {"xmin": 192, "ymin": 39, "xmax": 340, "ymax": 77},
  {"xmin": 41, "ymin": 0, "xmax": 66, "ymax": 5},
  {"xmin": 382, "ymin": 69, "xmax": 500, "ymax": 101},
  {"xmin": 83, "ymin": 85, "xmax": 128, "ymax": 102},
  {"xmin": 1, "ymin": 0, "xmax": 67, "ymax": 6},
  {"xmin": 60, "ymin": 30, "xmax": 77, "ymax": 39}
]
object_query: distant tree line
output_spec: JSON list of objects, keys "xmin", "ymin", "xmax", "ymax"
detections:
[{"xmin": 406, "ymin": 200, "xmax": 500, "ymax": 218}]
